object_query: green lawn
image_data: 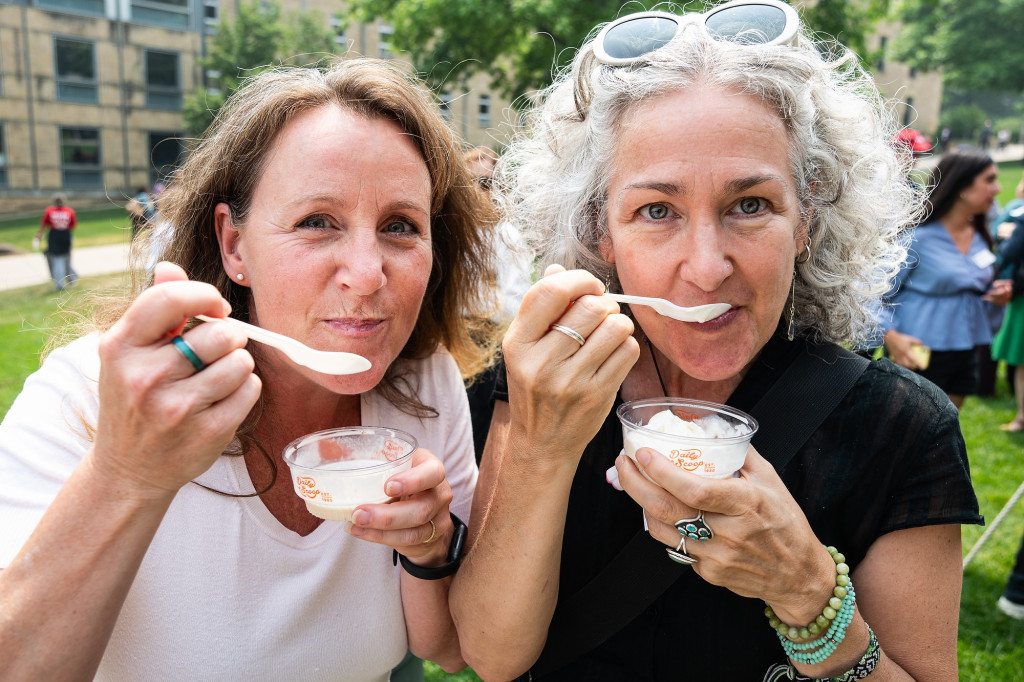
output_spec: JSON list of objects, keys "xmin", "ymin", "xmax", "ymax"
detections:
[
  {"xmin": 0, "ymin": 206, "xmax": 133, "ymax": 253},
  {"xmin": 0, "ymin": 276, "xmax": 1022, "ymax": 681}
]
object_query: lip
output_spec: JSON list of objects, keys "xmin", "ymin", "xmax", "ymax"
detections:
[
  {"xmin": 324, "ymin": 317, "xmax": 386, "ymax": 337},
  {"xmin": 688, "ymin": 306, "xmax": 737, "ymax": 330}
]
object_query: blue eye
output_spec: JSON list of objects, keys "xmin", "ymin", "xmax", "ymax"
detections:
[
  {"xmin": 384, "ymin": 219, "xmax": 417, "ymax": 234},
  {"xmin": 297, "ymin": 215, "xmax": 330, "ymax": 229},
  {"xmin": 642, "ymin": 203, "xmax": 670, "ymax": 219},
  {"xmin": 737, "ymin": 198, "xmax": 764, "ymax": 214}
]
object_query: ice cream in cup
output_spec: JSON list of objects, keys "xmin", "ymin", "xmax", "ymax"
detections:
[
  {"xmin": 282, "ymin": 426, "xmax": 417, "ymax": 521},
  {"xmin": 617, "ymin": 398, "xmax": 758, "ymax": 480}
]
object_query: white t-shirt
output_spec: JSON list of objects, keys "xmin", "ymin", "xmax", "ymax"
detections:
[{"xmin": 0, "ymin": 333, "xmax": 478, "ymax": 682}]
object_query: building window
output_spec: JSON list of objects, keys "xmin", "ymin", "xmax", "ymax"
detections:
[
  {"xmin": 55, "ymin": 37, "xmax": 97, "ymax": 104},
  {"xmin": 0, "ymin": 124, "xmax": 7, "ymax": 188},
  {"xmin": 478, "ymin": 93, "xmax": 491, "ymax": 128},
  {"xmin": 37, "ymin": 0, "xmax": 105, "ymax": 16},
  {"xmin": 131, "ymin": 0, "xmax": 190, "ymax": 31},
  {"xmin": 203, "ymin": 0, "xmax": 219, "ymax": 27},
  {"xmin": 331, "ymin": 14, "xmax": 347, "ymax": 47},
  {"xmin": 439, "ymin": 91, "xmax": 452, "ymax": 121},
  {"xmin": 902, "ymin": 97, "xmax": 915, "ymax": 127},
  {"xmin": 876, "ymin": 36, "xmax": 886, "ymax": 73},
  {"xmin": 378, "ymin": 21, "xmax": 394, "ymax": 59},
  {"xmin": 149, "ymin": 132, "xmax": 185, "ymax": 187},
  {"xmin": 145, "ymin": 50, "xmax": 182, "ymax": 110},
  {"xmin": 61, "ymin": 127, "xmax": 102, "ymax": 188}
]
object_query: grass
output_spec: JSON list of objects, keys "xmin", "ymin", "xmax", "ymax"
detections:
[
  {"xmin": 0, "ymin": 207, "xmax": 134, "ymax": 253},
  {"xmin": 1, "ymin": 275, "xmax": 1022, "ymax": 681}
]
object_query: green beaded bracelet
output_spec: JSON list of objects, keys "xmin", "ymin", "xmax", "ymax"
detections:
[
  {"xmin": 777, "ymin": 586, "xmax": 856, "ymax": 664},
  {"xmin": 764, "ymin": 545, "xmax": 852, "ymax": 642}
]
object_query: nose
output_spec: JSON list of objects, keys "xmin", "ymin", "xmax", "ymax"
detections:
[
  {"xmin": 678, "ymin": 217, "xmax": 732, "ymax": 292},
  {"xmin": 335, "ymin": 229, "xmax": 386, "ymax": 295}
]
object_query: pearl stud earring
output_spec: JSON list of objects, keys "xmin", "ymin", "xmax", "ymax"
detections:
[{"xmin": 236, "ymin": 273, "xmax": 244, "ymax": 281}]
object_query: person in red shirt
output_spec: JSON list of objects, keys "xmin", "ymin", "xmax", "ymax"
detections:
[{"xmin": 35, "ymin": 193, "xmax": 78, "ymax": 290}]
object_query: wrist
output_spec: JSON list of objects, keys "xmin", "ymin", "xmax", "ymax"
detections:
[
  {"xmin": 768, "ymin": 546, "xmax": 839, "ymax": 626},
  {"xmin": 395, "ymin": 512, "xmax": 467, "ymax": 580}
]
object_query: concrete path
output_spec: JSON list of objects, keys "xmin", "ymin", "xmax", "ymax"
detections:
[{"xmin": 0, "ymin": 242, "xmax": 131, "ymax": 291}]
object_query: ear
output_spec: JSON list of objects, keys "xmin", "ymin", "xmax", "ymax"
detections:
[
  {"xmin": 597, "ymin": 234, "xmax": 615, "ymax": 264},
  {"xmin": 214, "ymin": 202, "xmax": 247, "ymax": 286}
]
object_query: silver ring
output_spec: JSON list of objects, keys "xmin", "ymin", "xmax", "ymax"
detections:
[
  {"xmin": 423, "ymin": 518, "xmax": 437, "ymax": 544},
  {"xmin": 666, "ymin": 542, "xmax": 696, "ymax": 566},
  {"xmin": 675, "ymin": 535, "xmax": 686, "ymax": 553},
  {"xmin": 675, "ymin": 510, "xmax": 713, "ymax": 542},
  {"xmin": 550, "ymin": 323, "xmax": 585, "ymax": 346}
]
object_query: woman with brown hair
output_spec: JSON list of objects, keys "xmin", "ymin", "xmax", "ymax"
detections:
[{"xmin": 0, "ymin": 58, "xmax": 495, "ymax": 681}]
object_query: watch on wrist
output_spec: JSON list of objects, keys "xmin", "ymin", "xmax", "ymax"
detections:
[{"xmin": 393, "ymin": 512, "xmax": 467, "ymax": 580}]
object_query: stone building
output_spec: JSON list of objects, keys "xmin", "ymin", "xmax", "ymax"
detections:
[
  {"xmin": 0, "ymin": 0, "xmax": 940, "ymax": 216},
  {"xmin": 0, "ymin": 0, "xmax": 515, "ymax": 214}
]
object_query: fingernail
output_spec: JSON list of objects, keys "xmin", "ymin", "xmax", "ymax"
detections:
[
  {"xmin": 606, "ymin": 465, "xmax": 623, "ymax": 491},
  {"xmin": 352, "ymin": 510, "xmax": 370, "ymax": 525},
  {"xmin": 385, "ymin": 481, "xmax": 403, "ymax": 497},
  {"xmin": 636, "ymin": 449, "xmax": 652, "ymax": 466}
]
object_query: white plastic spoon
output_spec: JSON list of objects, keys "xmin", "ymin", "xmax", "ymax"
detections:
[
  {"xmin": 196, "ymin": 315, "xmax": 372, "ymax": 375},
  {"xmin": 603, "ymin": 294, "xmax": 731, "ymax": 323}
]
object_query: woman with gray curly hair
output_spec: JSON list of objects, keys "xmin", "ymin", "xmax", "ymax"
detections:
[{"xmin": 451, "ymin": 2, "xmax": 980, "ymax": 680}]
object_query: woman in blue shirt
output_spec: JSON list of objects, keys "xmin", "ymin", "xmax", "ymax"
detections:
[{"xmin": 883, "ymin": 149, "xmax": 1013, "ymax": 408}]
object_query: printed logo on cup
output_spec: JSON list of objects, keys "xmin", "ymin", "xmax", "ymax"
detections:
[
  {"xmin": 668, "ymin": 448, "xmax": 704, "ymax": 473},
  {"xmin": 671, "ymin": 408, "xmax": 700, "ymax": 422},
  {"xmin": 296, "ymin": 475, "xmax": 332, "ymax": 502},
  {"xmin": 381, "ymin": 438, "xmax": 404, "ymax": 462}
]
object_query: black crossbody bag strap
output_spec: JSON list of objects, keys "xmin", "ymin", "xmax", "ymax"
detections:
[{"xmin": 520, "ymin": 344, "xmax": 869, "ymax": 681}]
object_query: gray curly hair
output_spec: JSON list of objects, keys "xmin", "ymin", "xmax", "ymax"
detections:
[{"xmin": 496, "ymin": 10, "xmax": 921, "ymax": 345}]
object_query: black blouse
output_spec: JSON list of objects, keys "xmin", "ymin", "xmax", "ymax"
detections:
[{"xmin": 493, "ymin": 333, "xmax": 982, "ymax": 681}]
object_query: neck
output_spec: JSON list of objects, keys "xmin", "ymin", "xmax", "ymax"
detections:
[
  {"xmin": 941, "ymin": 203, "xmax": 977, "ymax": 233},
  {"xmin": 628, "ymin": 339, "xmax": 742, "ymax": 404}
]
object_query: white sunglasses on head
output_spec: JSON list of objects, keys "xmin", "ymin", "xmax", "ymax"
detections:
[{"xmin": 592, "ymin": 0, "xmax": 801, "ymax": 67}]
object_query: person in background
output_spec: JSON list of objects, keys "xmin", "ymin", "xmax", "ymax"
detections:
[
  {"xmin": 463, "ymin": 146, "xmax": 532, "ymax": 461},
  {"xmin": 452, "ymin": 2, "xmax": 981, "ymax": 680},
  {"xmin": 127, "ymin": 187, "xmax": 157, "ymax": 239},
  {"xmin": 990, "ymin": 195, "xmax": 1024, "ymax": 430},
  {"xmin": 0, "ymin": 58, "xmax": 495, "ymax": 681},
  {"xmin": 882, "ymin": 149, "xmax": 1013, "ymax": 409},
  {"xmin": 34, "ymin": 193, "xmax": 77, "ymax": 291}
]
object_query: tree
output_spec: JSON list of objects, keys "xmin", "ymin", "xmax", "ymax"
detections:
[
  {"xmin": 348, "ymin": 0, "xmax": 891, "ymax": 103},
  {"xmin": 892, "ymin": 0, "xmax": 1024, "ymax": 93},
  {"xmin": 183, "ymin": 0, "xmax": 341, "ymax": 137}
]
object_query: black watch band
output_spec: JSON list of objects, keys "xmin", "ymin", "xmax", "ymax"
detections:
[{"xmin": 393, "ymin": 512, "xmax": 467, "ymax": 580}]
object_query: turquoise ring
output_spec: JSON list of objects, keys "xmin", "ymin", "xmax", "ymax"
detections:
[
  {"xmin": 675, "ymin": 511, "xmax": 713, "ymax": 542},
  {"xmin": 172, "ymin": 335, "xmax": 206, "ymax": 372}
]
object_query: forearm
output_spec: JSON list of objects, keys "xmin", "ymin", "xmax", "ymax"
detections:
[
  {"xmin": 451, "ymin": 434, "xmax": 578, "ymax": 681},
  {"xmin": 401, "ymin": 573, "xmax": 464, "ymax": 672},
  {"xmin": 0, "ymin": 451, "xmax": 174, "ymax": 681}
]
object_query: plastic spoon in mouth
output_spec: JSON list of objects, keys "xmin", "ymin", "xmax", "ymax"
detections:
[
  {"xmin": 603, "ymin": 294, "xmax": 731, "ymax": 323},
  {"xmin": 196, "ymin": 315, "xmax": 372, "ymax": 375}
]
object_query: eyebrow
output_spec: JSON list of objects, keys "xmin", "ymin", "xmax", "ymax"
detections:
[
  {"xmin": 281, "ymin": 194, "xmax": 430, "ymax": 216},
  {"xmin": 618, "ymin": 174, "xmax": 786, "ymax": 198}
]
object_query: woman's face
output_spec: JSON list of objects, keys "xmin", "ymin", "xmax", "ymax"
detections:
[
  {"xmin": 602, "ymin": 86, "xmax": 805, "ymax": 384},
  {"xmin": 216, "ymin": 104, "xmax": 433, "ymax": 395},
  {"xmin": 960, "ymin": 163, "xmax": 1000, "ymax": 215}
]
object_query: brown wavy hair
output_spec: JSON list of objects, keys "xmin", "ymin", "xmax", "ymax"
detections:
[{"xmin": 96, "ymin": 58, "xmax": 499, "ymax": 417}]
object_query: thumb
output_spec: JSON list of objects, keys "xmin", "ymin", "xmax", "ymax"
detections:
[{"xmin": 153, "ymin": 261, "xmax": 189, "ymax": 286}]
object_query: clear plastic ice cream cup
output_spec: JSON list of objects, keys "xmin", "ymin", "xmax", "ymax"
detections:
[
  {"xmin": 282, "ymin": 426, "xmax": 417, "ymax": 521},
  {"xmin": 617, "ymin": 398, "xmax": 758, "ymax": 480}
]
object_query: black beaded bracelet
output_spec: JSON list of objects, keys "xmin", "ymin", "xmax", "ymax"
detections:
[{"xmin": 392, "ymin": 512, "xmax": 467, "ymax": 580}]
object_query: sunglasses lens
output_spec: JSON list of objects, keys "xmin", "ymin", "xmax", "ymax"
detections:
[
  {"xmin": 601, "ymin": 15, "xmax": 679, "ymax": 61},
  {"xmin": 705, "ymin": 4, "xmax": 789, "ymax": 45}
]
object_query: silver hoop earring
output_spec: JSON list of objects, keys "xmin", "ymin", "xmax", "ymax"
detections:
[
  {"xmin": 795, "ymin": 236, "xmax": 811, "ymax": 265},
  {"xmin": 787, "ymin": 274, "xmax": 797, "ymax": 342}
]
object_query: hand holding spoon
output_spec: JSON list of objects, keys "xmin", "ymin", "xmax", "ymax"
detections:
[
  {"xmin": 196, "ymin": 315, "xmax": 372, "ymax": 375},
  {"xmin": 602, "ymin": 293, "xmax": 730, "ymax": 323}
]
